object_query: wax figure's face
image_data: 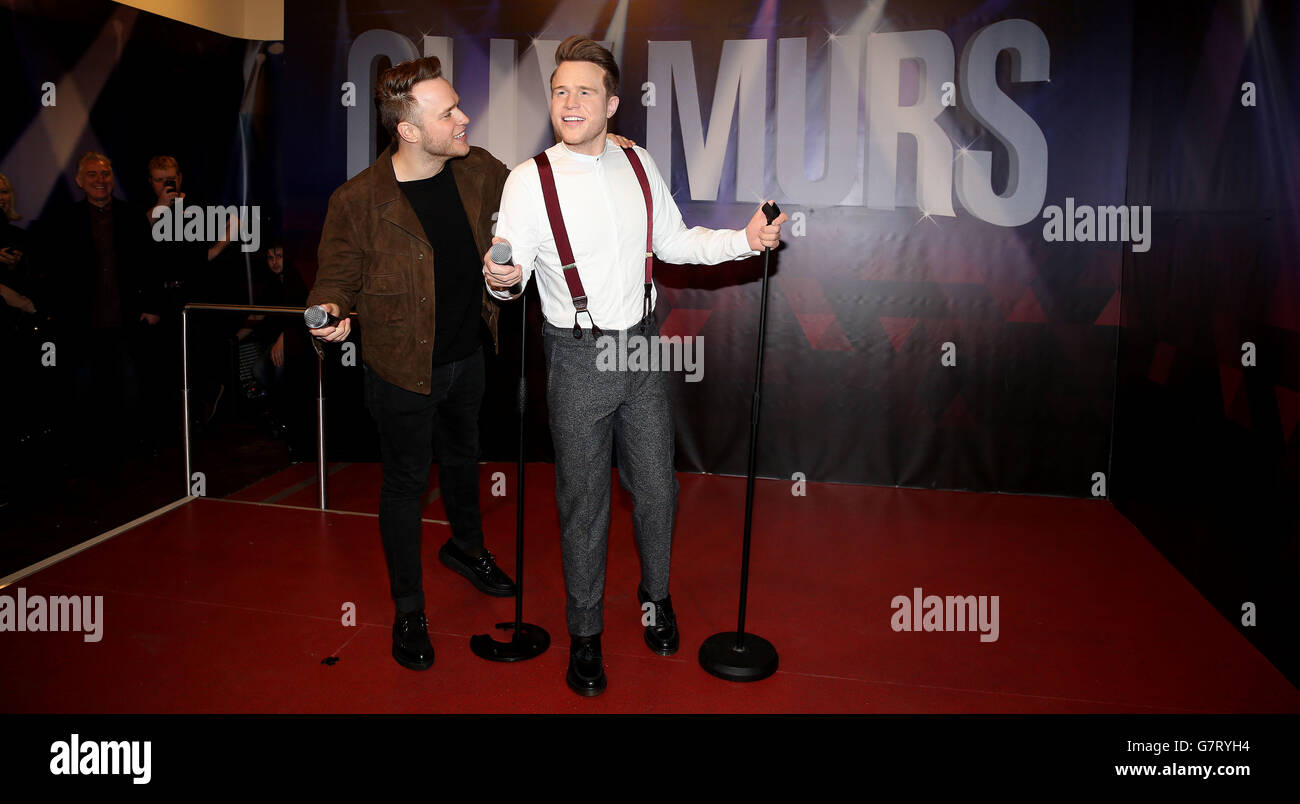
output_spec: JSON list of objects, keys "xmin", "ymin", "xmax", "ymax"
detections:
[
  {"xmin": 267, "ymin": 246, "xmax": 283, "ymax": 273},
  {"xmin": 550, "ymin": 60, "xmax": 619, "ymax": 154},
  {"xmin": 75, "ymin": 159, "xmax": 114, "ymax": 206},
  {"xmin": 399, "ymin": 77, "xmax": 469, "ymax": 159},
  {"xmin": 149, "ymin": 167, "xmax": 181, "ymax": 197}
]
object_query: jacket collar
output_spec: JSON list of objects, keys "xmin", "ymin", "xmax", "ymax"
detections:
[
  {"xmin": 374, "ymin": 144, "xmax": 429, "ymax": 248},
  {"xmin": 373, "ymin": 144, "xmax": 485, "ymax": 250}
]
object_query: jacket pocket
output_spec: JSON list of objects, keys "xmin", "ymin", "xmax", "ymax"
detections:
[
  {"xmin": 359, "ymin": 272, "xmax": 408, "ymax": 328},
  {"xmin": 360, "ymin": 272, "xmax": 405, "ymax": 295}
]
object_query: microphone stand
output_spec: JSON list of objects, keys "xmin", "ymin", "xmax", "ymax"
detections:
[
  {"xmin": 698, "ymin": 201, "xmax": 781, "ymax": 682},
  {"xmin": 471, "ymin": 286, "xmax": 549, "ymax": 661}
]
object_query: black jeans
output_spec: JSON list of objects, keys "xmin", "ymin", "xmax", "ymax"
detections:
[{"xmin": 364, "ymin": 347, "xmax": 486, "ymax": 615}]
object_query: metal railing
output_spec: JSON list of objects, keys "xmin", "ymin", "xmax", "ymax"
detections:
[{"xmin": 182, "ymin": 303, "xmax": 352, "ymax": 510}]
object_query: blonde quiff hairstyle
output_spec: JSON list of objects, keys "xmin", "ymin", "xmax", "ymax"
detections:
[{"xmin": 551, "ymin": 35, "xmax": 619, "ymax": 97}]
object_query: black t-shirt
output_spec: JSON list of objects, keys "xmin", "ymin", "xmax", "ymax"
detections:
[{"xmin": 397, "ymin": 168, "xmax": 483, "ymax": 365}]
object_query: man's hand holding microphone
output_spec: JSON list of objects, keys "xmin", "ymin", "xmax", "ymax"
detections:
[
  {"xmin": 306, "ymin": 302, "xmax": 351, "ymax": 341},
  {"xmin": 482, "ymin": 237, "xmax": 523, "ymax": 296}
]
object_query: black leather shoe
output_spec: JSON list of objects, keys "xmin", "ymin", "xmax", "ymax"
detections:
[
  {"xmin": 566, "ymin": 634, "xmax": 606, "ymax": 697},
  {"xmin": 392, "ymin": 610, "xmax": 435, "ymax": 671},
  {"xmin": 438, "ymin": 540, "xmax": 516, "ymax": 597},
  {"xmin": 637, "ymin": 585, "xmax": 680, "ymax": 656}
]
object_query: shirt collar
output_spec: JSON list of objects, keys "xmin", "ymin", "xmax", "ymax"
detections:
[{"xmin": 558, "ymin": 139, "xmax": 617, "ymax": 164}]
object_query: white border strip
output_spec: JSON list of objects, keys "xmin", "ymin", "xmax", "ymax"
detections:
[
  {"xmin": 0, "ymin": 496, "xmax": 196, "ymax": 589},
  {"xmin": 206, "ymin": 496, "xmax": 451, "ymax": 525},
  {"xmin": 1, "ymin": 494, "xmax": 457, "ymax": 589}
]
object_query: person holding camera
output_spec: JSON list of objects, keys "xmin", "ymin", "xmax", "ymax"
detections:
[{"xmin": 146, "ymin": 155, "xmax": 235, "ymax": 435}]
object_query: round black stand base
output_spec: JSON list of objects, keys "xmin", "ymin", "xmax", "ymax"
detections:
[
  {"xmin": 698, "ymin": 631, "xmax": 779, "ymax": 682},
  {"xmin": 470, "ymin": 622, "xmax": 550, "ymax": 662}
]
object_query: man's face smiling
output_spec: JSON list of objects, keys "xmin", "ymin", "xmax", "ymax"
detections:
[
  {"xmin": 550, "ymin": 60, "xmax": 618, "ymax": 156},
  {"xmin": 76, "ymin": 160, "xmax": 114, "ymax": 207},
  {"xmin": 402, "ymin": 77, "xmax": 469, "ymax": 159}
]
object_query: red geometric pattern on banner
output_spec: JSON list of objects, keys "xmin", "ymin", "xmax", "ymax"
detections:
[
  {"xmin": 794, "ymin": 313, "xmax": 835, "ymax": 348},
  {"xmin": 659, "ymin": 308, "xmax": 711, "ymax": 340},
  {"xmin": 815, "ymin": 316, "xmax": 853, "ymax": 351},
  {"xmin": 987, "ymin": 284, "xmax": 1023, "ymax": 320},
  {"xmin": 988, "ymin": 284, "xmax": 1048, "ymax": 323},
  {"xmin": 1148, "ymin": 342, "xmax": 1176, "ymax": 385},
  {"xmin": 1006, "ymin": 288, "xmax": 1049, "ymax": 323},
  {"xmin": 1094, "ymin": 291, "xmax": 1121, "ymax": 326},
  {"xmin": 1276, "ymin": 386, "xmax": 1300, "ymax": 442},
  {"xmin": 880, "ymin": 317, "xmax": 918, "ymax": 352}
]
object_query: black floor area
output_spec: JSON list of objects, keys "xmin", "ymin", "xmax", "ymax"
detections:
[{"xmin": 0, "ymin": 406, "xmax": 299, "ymax": 579}]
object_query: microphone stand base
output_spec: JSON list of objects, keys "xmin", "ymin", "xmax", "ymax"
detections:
[
  {"xmin": 698, "ymin": 631, "xmax": 779, "ymax": 682},
  {"xmin": 470, "ymin": 622, "xmax": 550, "ymax": 662}
]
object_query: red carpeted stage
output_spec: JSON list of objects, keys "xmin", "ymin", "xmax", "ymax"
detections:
[{"xmin": 2, "ymin": 463, "xmax": 1297, "ymax": 714}]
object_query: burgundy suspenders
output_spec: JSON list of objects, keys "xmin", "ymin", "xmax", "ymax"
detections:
[
  {"xmin": 533, "ymin": 146, "xmax": 655, "ymax": 338},
  {"xmin": 624, "ymin": 148, "xmax": 655, "ymax": 329}
]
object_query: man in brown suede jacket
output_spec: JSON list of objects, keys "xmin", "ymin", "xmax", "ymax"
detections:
[{"xmin": 307, "ymin": 57, "xmax": 516, "ymax": 672}]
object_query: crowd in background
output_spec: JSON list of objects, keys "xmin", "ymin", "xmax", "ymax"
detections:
[{"xmin": 0, "ymin": 154, "xmax": 308, "ymax": 504}]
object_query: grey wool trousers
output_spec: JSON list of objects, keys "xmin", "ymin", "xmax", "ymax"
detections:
[{"xmin": 542, "ymin": 317, "xmax": 680, "ymax": 637}]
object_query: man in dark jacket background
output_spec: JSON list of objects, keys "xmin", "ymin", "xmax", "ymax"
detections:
[{"xmin": 34, "ymin": 152, "xmax": 162, "ymax": 458}]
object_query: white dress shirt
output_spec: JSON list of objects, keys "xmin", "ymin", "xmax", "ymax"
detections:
[{"xmin": 490, "ymin": 140, "xmax": 757, "ymax": 330}]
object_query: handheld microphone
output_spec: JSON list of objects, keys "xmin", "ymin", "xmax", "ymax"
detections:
[
  {"xmin": 762, "ymin": 201, "xmax": 781, "ymax": 227},
  {"xmin": 489, "ymin": 241, "xmax": 524, "ymax": 296},
  {"xmin": 304, "ymin": 305, "xmax": 340, "ymax": 329}
]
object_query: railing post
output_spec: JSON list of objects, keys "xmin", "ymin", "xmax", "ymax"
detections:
[
  {"xmin": 179, "ymin": 303, "xmax": 344, "ymax": 511},
  {"xmin": 182, "ymin": 307, "xmax": 192, "ymax": 498},
  {"xmin": 316, "ymin": 349, "xmax": 327, "ymax": 510}
]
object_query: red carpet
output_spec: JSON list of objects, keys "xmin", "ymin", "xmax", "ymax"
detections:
[{"xmin": 2, "ymin": 463, "xmax": 1297, "ymax": 713}]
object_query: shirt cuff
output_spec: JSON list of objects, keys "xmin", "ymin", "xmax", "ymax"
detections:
[
  {"xmin": 486, "ymin": 280, "xmax": 518, "ymax": 301},
  {"xmin": 731, "ymin": 228, "xmax": 759, "ymax": 259}
]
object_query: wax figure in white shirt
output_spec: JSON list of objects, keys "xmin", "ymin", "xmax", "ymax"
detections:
[{"xmin": 483, "ymin": 36, "xmax": 787, "ymax": 698}]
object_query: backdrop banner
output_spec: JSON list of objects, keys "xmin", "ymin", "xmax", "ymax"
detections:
[{"xmin": 285, "ymin": 0, "xmax": 1137, "ymax": 497}]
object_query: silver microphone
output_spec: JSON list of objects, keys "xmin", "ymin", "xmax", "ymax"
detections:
[
  {"xmin": 303, "ymin": 305, "xmax": 339, "ymax": 329},
  {"xmin": 489, "ymin": 242, "xmax": 523, "ymax": 296}
]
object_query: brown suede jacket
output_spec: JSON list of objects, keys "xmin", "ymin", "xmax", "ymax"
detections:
[{"xmin": 307, "ymin": 144, "xmax": 506, "ymax": 394}]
